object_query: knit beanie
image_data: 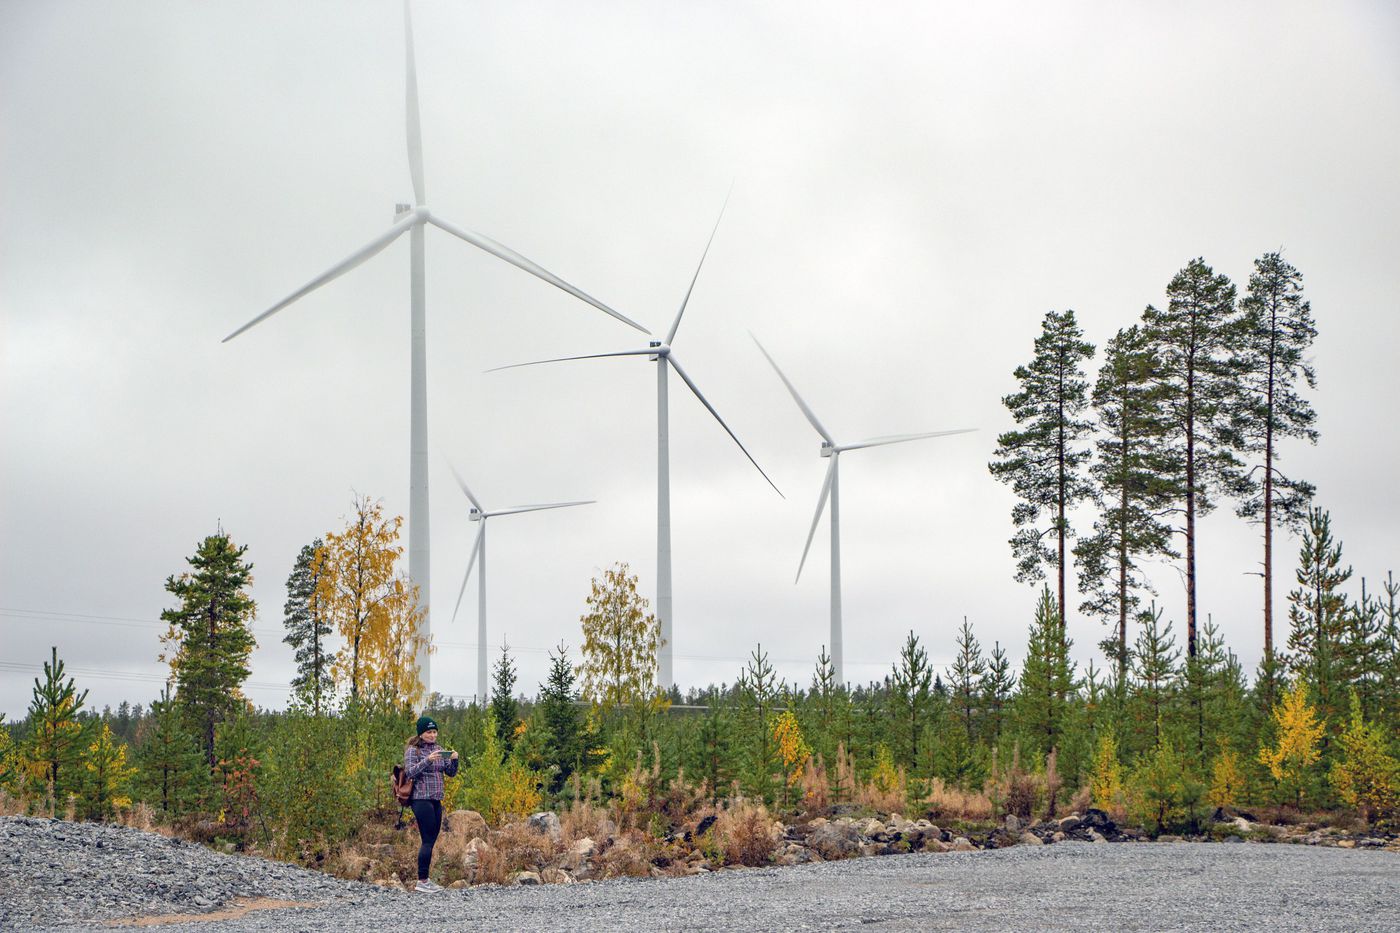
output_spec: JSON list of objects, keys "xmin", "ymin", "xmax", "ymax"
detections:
[{"xmin": 416, "ymin": 716, "xmax": 439, "ymax": 737}]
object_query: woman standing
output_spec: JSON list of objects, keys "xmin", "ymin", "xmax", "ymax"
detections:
[{"xmin": 404, "ymin": 715, "xmax": 459, "ymax": 893}]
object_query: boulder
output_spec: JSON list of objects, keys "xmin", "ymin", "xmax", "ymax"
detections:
[
  {"xmin": 1051, "ymin": 832, "xmax": 1066, "ymax": 843},
  {"xmin": 562, "ymin": 837, "xmax": 596, "ymax": 871},
  {"xmin": 807, "ymin": 821, "xmax": 862, "ymax": 860},
  {"xmin": 513, "ymin": 870, "xmax": 542, "ymax": 886},
  {"xmin": 1020, "ymin": 832, "xmax": 1044, "ymax": 846},
  {"xmin": 1057, "ymin": 815, "xmax": 1082, "ymax": 833},
  {"xmin": 463, "ymin": 837, "xmax": 492, "ymax": 871},
  {"xmin": 445, "ymin": 809, "xmax": 488, "ymax": 841},
  {"xmin": 1004, "ymin": 814, "xmax": 1022, "ymax": 833},
  {"xmin": 1087, "ymin": 830, "xmax": 1107, "ymax": 844},
  {"xmin": 951, "ymin": 836, "xmax": 976, "ymax": 852},
  {"xmin": 541, "ymin": 867, "xmax": 575, "ymax": 884},
  {"xmin": 1081, "ymin": 809, "xmax": 1116, "ymax": 834},
  {"xmin": 527, "ymin": 811, "xmax": 562, "ymax": 841}
]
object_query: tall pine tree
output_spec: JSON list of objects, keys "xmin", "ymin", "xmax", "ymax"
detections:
[
  {"xmin": 1075, "ymin": 325, "xmax": 1178, "ymax": 681},
  {"xmin": 1016, "ymin": 588, "xmax": 1077, "ymax": 757},
  {"xmin": 1141, "ymin": 258, "xmax": 1246, "ymax": 657},
  {"xmin": 889, "ymin": 630, "xmax": 934, "ymax": 768},
  {"xmin": 990, "ymin": 309, "xmax": 1096, "ymax": 626},
  {"xmin": 160, "ymin": 530, "xmax": 257, "ymax": 767},
  {"xmin": 24, "ymin": 646, "xmax": 88, "ymax": 808},
  {"xmin": 283, "ymin": 538, "xmax": 333, "ymax": 714},
  {"xmin": 1234, "ymin": 252, "xmax": 1318, "ymax": 661}
]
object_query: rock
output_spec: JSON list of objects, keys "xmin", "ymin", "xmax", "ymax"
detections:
[
  {"xmin": 1004, "ymin": 814, "xmax": 1022, "ymax": 834},
  {"xmin": 1337, "ymin": 839, "xmax": 1357, "ymax": 849},
  {"xmin": 562, "ymin": 836, "xmax": 596, "ymax": 871},
  {"xmin": 1052, "ymin": 832, "xmax": 1066, "ymax": 843},
  {"xmin": 1020, "ymin": 832, "xmax": 1043, "ymax": 846},
  {"xmin": 951, "ymin": 837, "xmax": 976, "ymax": 852},
  {"xmin": 1157, "ymin": 835, "xmax": 1184, "ymax": 843},
  {"xmin": 1358, "ymin": 838, "xmax": 1387, "ymax": 849},
  {"xmin": 462, "ymin": 837, "xmax": 492, "ymax": 872},
  {"xmin": 513, "ymin": 870, "xmax": 541, "ymax": 886},
  {"xmin": 807, "ymin": 821, "xmax": 862, "ymax": 860},
  {"xmin": 1087, "ymin": 830, "xmax": 1107, "ymax": 844},
  {"xmin": 445, "ymin": 809, "xmax": 488, "ymax": 841},
  {"xmin": 541, "ymin": 867, "xmax": 575, "ymax": 884},
  {"xmin": 527, "ymin": 811, "xmax": 562, "ymax": 841},
  {"xmin": 1081, "ymin": 809, "xmax": 1116, "ymax": 833},
  {"xmin": 448, "ymin": 879, "xmax": 469, "ymax": 889},
  {"xmin": 1233, "ymin": 817, "xmax": 1254, "ymax": 833},
  {"xmin": 1058, "ymin": 815, "xmax": 1082, "ymax": 833},
  {"xmin": 858, "ymin": 818, "xmax": 886, "ymax": 837}
]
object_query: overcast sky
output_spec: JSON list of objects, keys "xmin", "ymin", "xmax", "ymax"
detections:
[{"xmin": 3, "ymin": 0, "xmax": 1398, "ymax": 718}]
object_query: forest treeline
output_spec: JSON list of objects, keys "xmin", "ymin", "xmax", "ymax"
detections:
[{"xmin": 2, "ymin": 253, "xmax": 1397, "ymax": 868}]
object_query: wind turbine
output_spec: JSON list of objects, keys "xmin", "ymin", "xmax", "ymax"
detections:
[
  {"xmin": 491, "ymin": 201, "xmax": 782, "ymax": 691},
  {"xmin": 751, "ymin": 334, "xmax": 973, "ymax": 686},
  {"xmin": 220, "ymin": 2, "xmax": 646, "ymax": 698},
  {"xmin": 447, "ymin": 463, "xmax": 593, "ymax": 705}
]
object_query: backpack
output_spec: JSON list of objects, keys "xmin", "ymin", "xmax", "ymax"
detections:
[{"xmin": 391, "ymin": 764, "xmax": 414, "ymax": 807}]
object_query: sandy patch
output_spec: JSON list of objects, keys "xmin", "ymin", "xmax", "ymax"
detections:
[{"xmin": 105, "ymin": 898, "xmax": 322, "ymax": 926}]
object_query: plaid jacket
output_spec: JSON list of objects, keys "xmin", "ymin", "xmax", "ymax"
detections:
[{"xmin": 404, "ymin": 741, "xmax": 459, "ymax": 801}]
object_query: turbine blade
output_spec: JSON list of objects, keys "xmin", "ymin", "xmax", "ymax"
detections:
[
  {"xmin": 839, "ymin": 428, "xmax": 976, "ymax": 453},
  {"xmin": 665, "ymin": 189, "xmax": 731, "ymax": 346},
  {"xmin": 404, "ymin": 0, "xmax": 425, "ymax": 206},
  {"xmin": 450, "ymin": 524, "xmax": 485, "ymax": 625},
  {"xmin": 667, "ymin": 354, "xmax": 783, "ymax": 498},
  {"xmin": 221, "ymin": 216, "xmax": 415, "ymax": 343},
  {"xmin": 485, "ymin": 348, "xmax": 656, "ymax": 373},
  {"xmin": 749, "ymin": 332, "xmax": 834, "ymax": 444},
  {"xmin": 445, "ymin": 459, "xmax": 484, "ymax": 512},
  {"xmin": 428, "ymin": 214, "xmax": 649, "ymax": 333},
  {"xmin": 486, "ymin": 500, "xmax": 595, "ymax": 518},
  {"xmin": 797, "ymin": 455, "xmax": 837, "ymax": 583}
]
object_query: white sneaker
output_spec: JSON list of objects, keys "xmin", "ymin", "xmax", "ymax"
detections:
[{"xmin": 414, "ymin": 879, "xmax": 442, "ymax": 893}]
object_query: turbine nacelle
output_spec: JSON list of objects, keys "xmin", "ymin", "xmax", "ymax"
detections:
[
  {"xmin": 820, "ymin": 442, "xmax": 836, "ymax": 458},
  {"xmin": 468, "ymin": 508, "xmax": 484, "ymax": 522},
  {"xmin": 647, "ymin": 340, "xmax": 671, "ymax": 361},
  {"xmin": 395, "ymin": 204, "xmax": 431, "ymax": 223}
]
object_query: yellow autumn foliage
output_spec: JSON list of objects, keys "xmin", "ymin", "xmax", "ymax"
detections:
[{"xmin": 1258, "ymin": 680, "xmax": 1325, "ymax": 806}]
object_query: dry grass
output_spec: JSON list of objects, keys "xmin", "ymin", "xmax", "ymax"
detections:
[
  {"xmin": 924, "ymin": 778, "xmax": 994, "ymax": 822},
  {"xmin": 596, "ymin": 828, "xmax": 657, "ymax": 878},
  {"xmin": 714, "ymin": 797, "xmax": 779, "ymax": 867}
]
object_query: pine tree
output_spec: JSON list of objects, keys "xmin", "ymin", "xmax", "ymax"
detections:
[
  {"xmin": 159, "ymin": 530, "xmax": 257, "ymax": 766},
  {"xmin": 1016, "ymin": 588, "xmax": 1076, "ymax": 757},
  {"xmin": 283, "ymin": 538, "xmax": 334, "ymax": 714},
  {"xmin": 316, "ymin": 497, "xmax": 426, "ymax": 710},
  {"xmin": 990, "ymin": 310, "xmax": 1096, "ymax": 626},
  {"xmin": 807, "ymin": 645, "xmax": 846, "ymax": 764},
  {"xmin": 1234, "ymin": 252, "xmax": 1318, "ymax": 661},
  {"xmin": 538, "ymin": 644, "xmax": 587, "ymax": 793},
  {"xmin": 948, "ymin": 618, "xmax": 986, "ymax": 745},
  {"xmin": 1129, "ymin": 603, "xmax": 1179, "ymax": 754},
  {"xmin": 889, "ymin": 630, "xmax": 934, "ymax": 768},
  {"xmin": 133, "ymin": 685, "xmax": 206, "ymax": 814},
  {"xmin": 1180, "ymin": 616, "xmax": 1238, "ymax": 766},
  {"xmin": 979, "ymin": 640, "xmax": 1014, "ymax": 748},
  {"xmin": 491, "ymin": 644, "xmax": 520, "ymax": 748},
  {"xmin": 24, "ymin": 646, "xmax": 88, "ymax": 808},
  {"xmin": 1141, "ymin": 258, "xmax": 1247, "ymax": 656},
  {"xmin": 1380, "ymin": 572, "xmax": 1400, "ymax": 729},
  {"xmin": 1074, "ymin": 325, "xmax": 1178, "ymax": 678},
  {"xmin": 736, "ymin": 644, "xmax": 779, "ymax": 801},
  {"xmin": 1285, "ymin": 508, "xmax": 1351, "ymax": 746},
  {"xmin": 1341, "ymin": 579, "xmax": 1387, "ymax": 722}
]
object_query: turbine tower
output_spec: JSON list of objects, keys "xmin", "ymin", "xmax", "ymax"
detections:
[
  {"xmin": 447, "ymin": 463, "xmax": 593, "ymax": 705},
  {"xmin": 492, "ymin": 200, "xmax": 782, "ymax": 691},
  {"xmin": 220, "ymin": 2, "xmax": 645, "ymax": 699},
  {"xmin": 752, "ymin": 334, "xmax": 973, "ymax": 686}
]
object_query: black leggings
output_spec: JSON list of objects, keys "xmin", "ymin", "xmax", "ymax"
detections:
[{"xmin": 410, "ymin": 799, "xmax": 443, "ymax": 881}]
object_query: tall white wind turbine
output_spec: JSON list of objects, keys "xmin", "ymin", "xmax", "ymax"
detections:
[
  {"xmin": 491, "ymin": 202, "xmax": 782, "ymax": 691},
  {"xmin": 220, "ymin": 2, "xmax": 646, "ymax": 699},
  {"xmin": 752, "ymin": 335, "xmax": 973, "ymax": 686},
  {"xmin": 446, "ymin": 463, "xmax": 594, "ymax": 705}
]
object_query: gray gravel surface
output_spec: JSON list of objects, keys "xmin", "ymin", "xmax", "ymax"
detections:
[{"xmin": 3, "ymin": 815, "xmax": 1397, "ymax": 931}]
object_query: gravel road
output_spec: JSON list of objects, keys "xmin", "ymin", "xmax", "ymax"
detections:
[{"xmin": 4, "ymin": 816, "xmax": 1396, "ymax": 931}]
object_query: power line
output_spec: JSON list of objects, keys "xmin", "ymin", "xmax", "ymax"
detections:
[{"xmin": 0, "ymin": 608, "xmax": 899, "ymax": 669}]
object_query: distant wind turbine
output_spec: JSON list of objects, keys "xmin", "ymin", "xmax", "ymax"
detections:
[
  {"xmin": 751, "ymin": 334, "xmax": 973, "ymax": 686},
  {"xmin": 447, "ymin": 463, "xmax": 593, "ymax": 705},
  {"xmin": 220, "ymin": 1, "xmax": 646, "ymax": 698},
  {"xmin": 490, "ymin": 199, "xmax": 782, "ymax": 691}
]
